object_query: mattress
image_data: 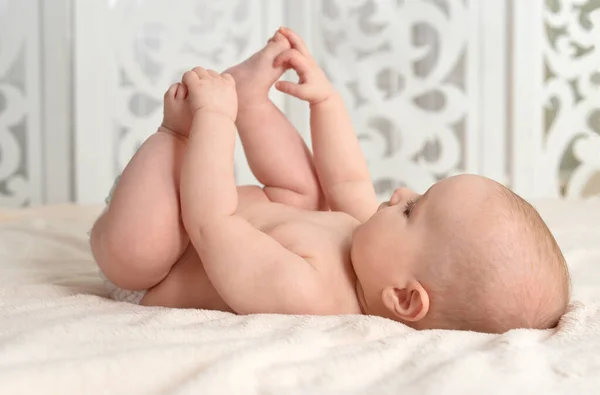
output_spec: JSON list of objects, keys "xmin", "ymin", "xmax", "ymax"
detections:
[{"xmin": 0, "ymin": 202, "xmax": 599, "ymax": 394}]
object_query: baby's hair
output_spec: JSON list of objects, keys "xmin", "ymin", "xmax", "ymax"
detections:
[
  {"xmin": 421, "ymin": 184, "xmax": 570, "ymax": 333},
  {"xmin": 495, "ymin": 187, "xmax": 571, "ymax": 327}
]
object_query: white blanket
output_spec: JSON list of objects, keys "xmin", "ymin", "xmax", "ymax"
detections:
[{"xmin": 0, "ymin": 202, "xmax": 599, "ymax": 394}]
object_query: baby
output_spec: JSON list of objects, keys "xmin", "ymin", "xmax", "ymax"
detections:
[{"xmin": 91, "ymin": 27, "xmax": 570, "ymax": 333}]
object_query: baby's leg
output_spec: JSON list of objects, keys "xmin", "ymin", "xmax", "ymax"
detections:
[
  {"xmin": 225, "ymin": 31, "xmax": 325, "ymax": 210},
  {"xmin": 90, "ymin": 84, "xmax": 191, "ymax": 291}
]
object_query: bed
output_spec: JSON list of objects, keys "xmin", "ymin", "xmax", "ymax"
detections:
[{"xmin": 1, "ymin": 202, "xmax": 599, "ymax": 394}]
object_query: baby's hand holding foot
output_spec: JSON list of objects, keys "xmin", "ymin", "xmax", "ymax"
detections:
[
  {"xmin": 224, "ymin": 30, "xmax": 292, "ymax": 110},
  {"xmin": 182, "ymin": 67, "xmax": 238, "ymax": 123}
]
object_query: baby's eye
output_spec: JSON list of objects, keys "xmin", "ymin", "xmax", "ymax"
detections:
[{"xmin": 403, "ymin": 199, "xmax": 416, "ymax": 218}]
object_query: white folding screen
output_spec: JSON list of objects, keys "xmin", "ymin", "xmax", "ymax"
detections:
[
  {"xmin": 287, "ymin": 0, "xmax": 508, "ymax": 195},
  {"xmin": 0, "ymin": 0, "xmax": 598, "ymax": 207},
  {"xmin": 0, "ymin": 0, "xmax": 42, "ymax": 206},
  {"xmin": 74, "ymin": 0, "xmax": 512, "ymax": 202},
  {"xmin": 513, "ymin": 0, "xmax": 600, "ymax": 199},
  {"xmin": 0, "ymin": 0, "xmax": 72, "ymax": 208},
  {"xmin": 74, "ymin": 0, "xmax": 285, "ymax": 204}
]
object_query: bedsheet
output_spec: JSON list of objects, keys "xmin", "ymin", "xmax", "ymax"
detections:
[{"xmin": 0, "ymin": 202, "xmax": 599, "ymax": 394}]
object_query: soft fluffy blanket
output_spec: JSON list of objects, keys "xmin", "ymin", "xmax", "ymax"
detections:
[{"xmin": 0, "ymin": 202, "xmax": 599, "ymax": 394}]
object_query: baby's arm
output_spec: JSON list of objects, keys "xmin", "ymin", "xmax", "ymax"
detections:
[
  {"xmin": 274, "ymin": 28, "xmax": 378, "ymax": 222},
  {"xmin": 180, "ymin": 68, "xmax": 322, "ymax": 314}
]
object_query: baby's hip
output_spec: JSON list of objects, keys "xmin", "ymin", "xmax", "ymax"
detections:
[{"xmin": 140, "ymin": 244, "xmax": 231, "ymax": 310}]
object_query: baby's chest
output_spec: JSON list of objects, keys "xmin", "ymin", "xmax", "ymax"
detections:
[
  {"xmin": 267, "ymin": 221, "xmax": 359, "ymax": 313},
  {"xmin": 249, "ymin": 210, "xmax": 360, "ymax": 312},
  {"xmin": 266, "ymin": 219, "xmax": 358, "ymax": 296},
  {"xmin": 265, "ymin": 219, "xmax": 350, "ymax": 261},
  {"xmin": 242, "ymin": 203, "xmax": 358, "ymax": 258}
]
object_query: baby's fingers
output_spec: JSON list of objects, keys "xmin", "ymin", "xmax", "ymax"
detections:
[
  {"xmin": 182, "ymin": 70, "xmax": 200, "ymax": 87},
  {"xmin": 192, "ymin": 67, "xmax": 210, "ymax": 78},
  {"xmin": 221, "ymin": 72, "xmax": 236, "ymax": 85},
  {"xmin": 275, "ymin": 81, "xmax": 310, "ymax": 99},
  {"xmin": 278, "ymin": 27, "xmax": 311, "ymax": 57},
  {"xmin": 274, "ymin": 49, "xmax": 311, "ymax": 76},
  {"xmin": 207, "ymin": 69, "xmax": 220, "ymax": 78}
]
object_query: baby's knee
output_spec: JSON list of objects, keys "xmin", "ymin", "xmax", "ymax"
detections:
[{"xmin": 93, "ymin": 223, "xmax": 173, "ymax": 291}]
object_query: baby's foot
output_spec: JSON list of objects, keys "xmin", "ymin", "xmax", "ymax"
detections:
[
  {"xmin": 160, "ymin": 82, "xmax": 193, "ymax": 138},
  {"xmin": 224, "ymin": 30, "xmax": 291, "ymax": 110}
]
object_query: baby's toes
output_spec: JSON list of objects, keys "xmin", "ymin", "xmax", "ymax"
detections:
[
  {"xmin": 174, "ymin": 83, "xmax": 188, "ymax": 100},
  {"xmin": 264, "ymin": 32, "xmax": 291, "ymax": 57},
  {"xmin": 162, "ymin": 82, "xmax": 193, "ymax": 136},
  {"xmin": 164, "ymin": 83, "xmax": 179, "ymax": 101}
]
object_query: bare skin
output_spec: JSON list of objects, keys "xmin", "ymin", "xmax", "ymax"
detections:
[
  {"xmin": 91, "ymin": 30, "xmax": 364, "ymax": 314},
  {"xmin": 91, "ymin": 28, "xmax": 567, "ymax": 333}
]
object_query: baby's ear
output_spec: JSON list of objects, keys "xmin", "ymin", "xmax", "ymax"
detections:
[{"xmin": 382, "ymin": 280, "xmax": 429, "ymax": 322}]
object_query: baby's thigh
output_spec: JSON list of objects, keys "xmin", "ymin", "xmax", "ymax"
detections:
[
  {"xmin": 140, "ymin": 244, "xmax": 231, "ymax": 311},
  {"xmin": 128, "ymin": 186, "xmax": 265, "ymax": 305}
]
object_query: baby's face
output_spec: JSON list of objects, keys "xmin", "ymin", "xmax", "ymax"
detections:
[{"xmin": 351, "ymin": 175, "xmax": 493, "ymax": 318}]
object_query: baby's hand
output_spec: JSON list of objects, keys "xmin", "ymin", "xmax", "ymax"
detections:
[
  {"xmin": 273, "ymin": 27, "xmax": 335, "ymax": 105},
  {"xmin": 182, "ymin": 67, "xmax": 238, "ymax": 122}
]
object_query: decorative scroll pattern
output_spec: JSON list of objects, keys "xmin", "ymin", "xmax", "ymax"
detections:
[
  {"xmin": 108, "ymin": 0, "xmax": 267, "ymax": 183},
  {"xmin": 313, "ymin": 0, "xmax": 472, "ymax": 196},
  {"xmin": 543, "ymin": 0, "xmax": 600, "ymax": 198},
  {"xmin": 6, "ymin": 0, "xmax": 597, "ymax": 205},
  {"xmin": 0, "ymin": 0, "xmax": 38, "ymax": 206}
]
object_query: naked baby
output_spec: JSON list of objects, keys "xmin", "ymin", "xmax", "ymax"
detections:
[{"xmin": 91, "ymin": 28, "xmax": 570, "ymax": 333}]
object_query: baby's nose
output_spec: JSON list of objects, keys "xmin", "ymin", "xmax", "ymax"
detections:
[{"xmin": 390, "ymin": 187, "xmax": 415, "ymax": 205}]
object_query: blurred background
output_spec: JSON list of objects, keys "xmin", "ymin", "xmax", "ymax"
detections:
[{"xmin": 0, "ymin": 0, "xmax": 598, "ymax": 208}]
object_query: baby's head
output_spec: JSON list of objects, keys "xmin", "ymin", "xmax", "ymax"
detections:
[{"xmin": 351, "ymin": 174, "xmax": 570, "ymax": 333}]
